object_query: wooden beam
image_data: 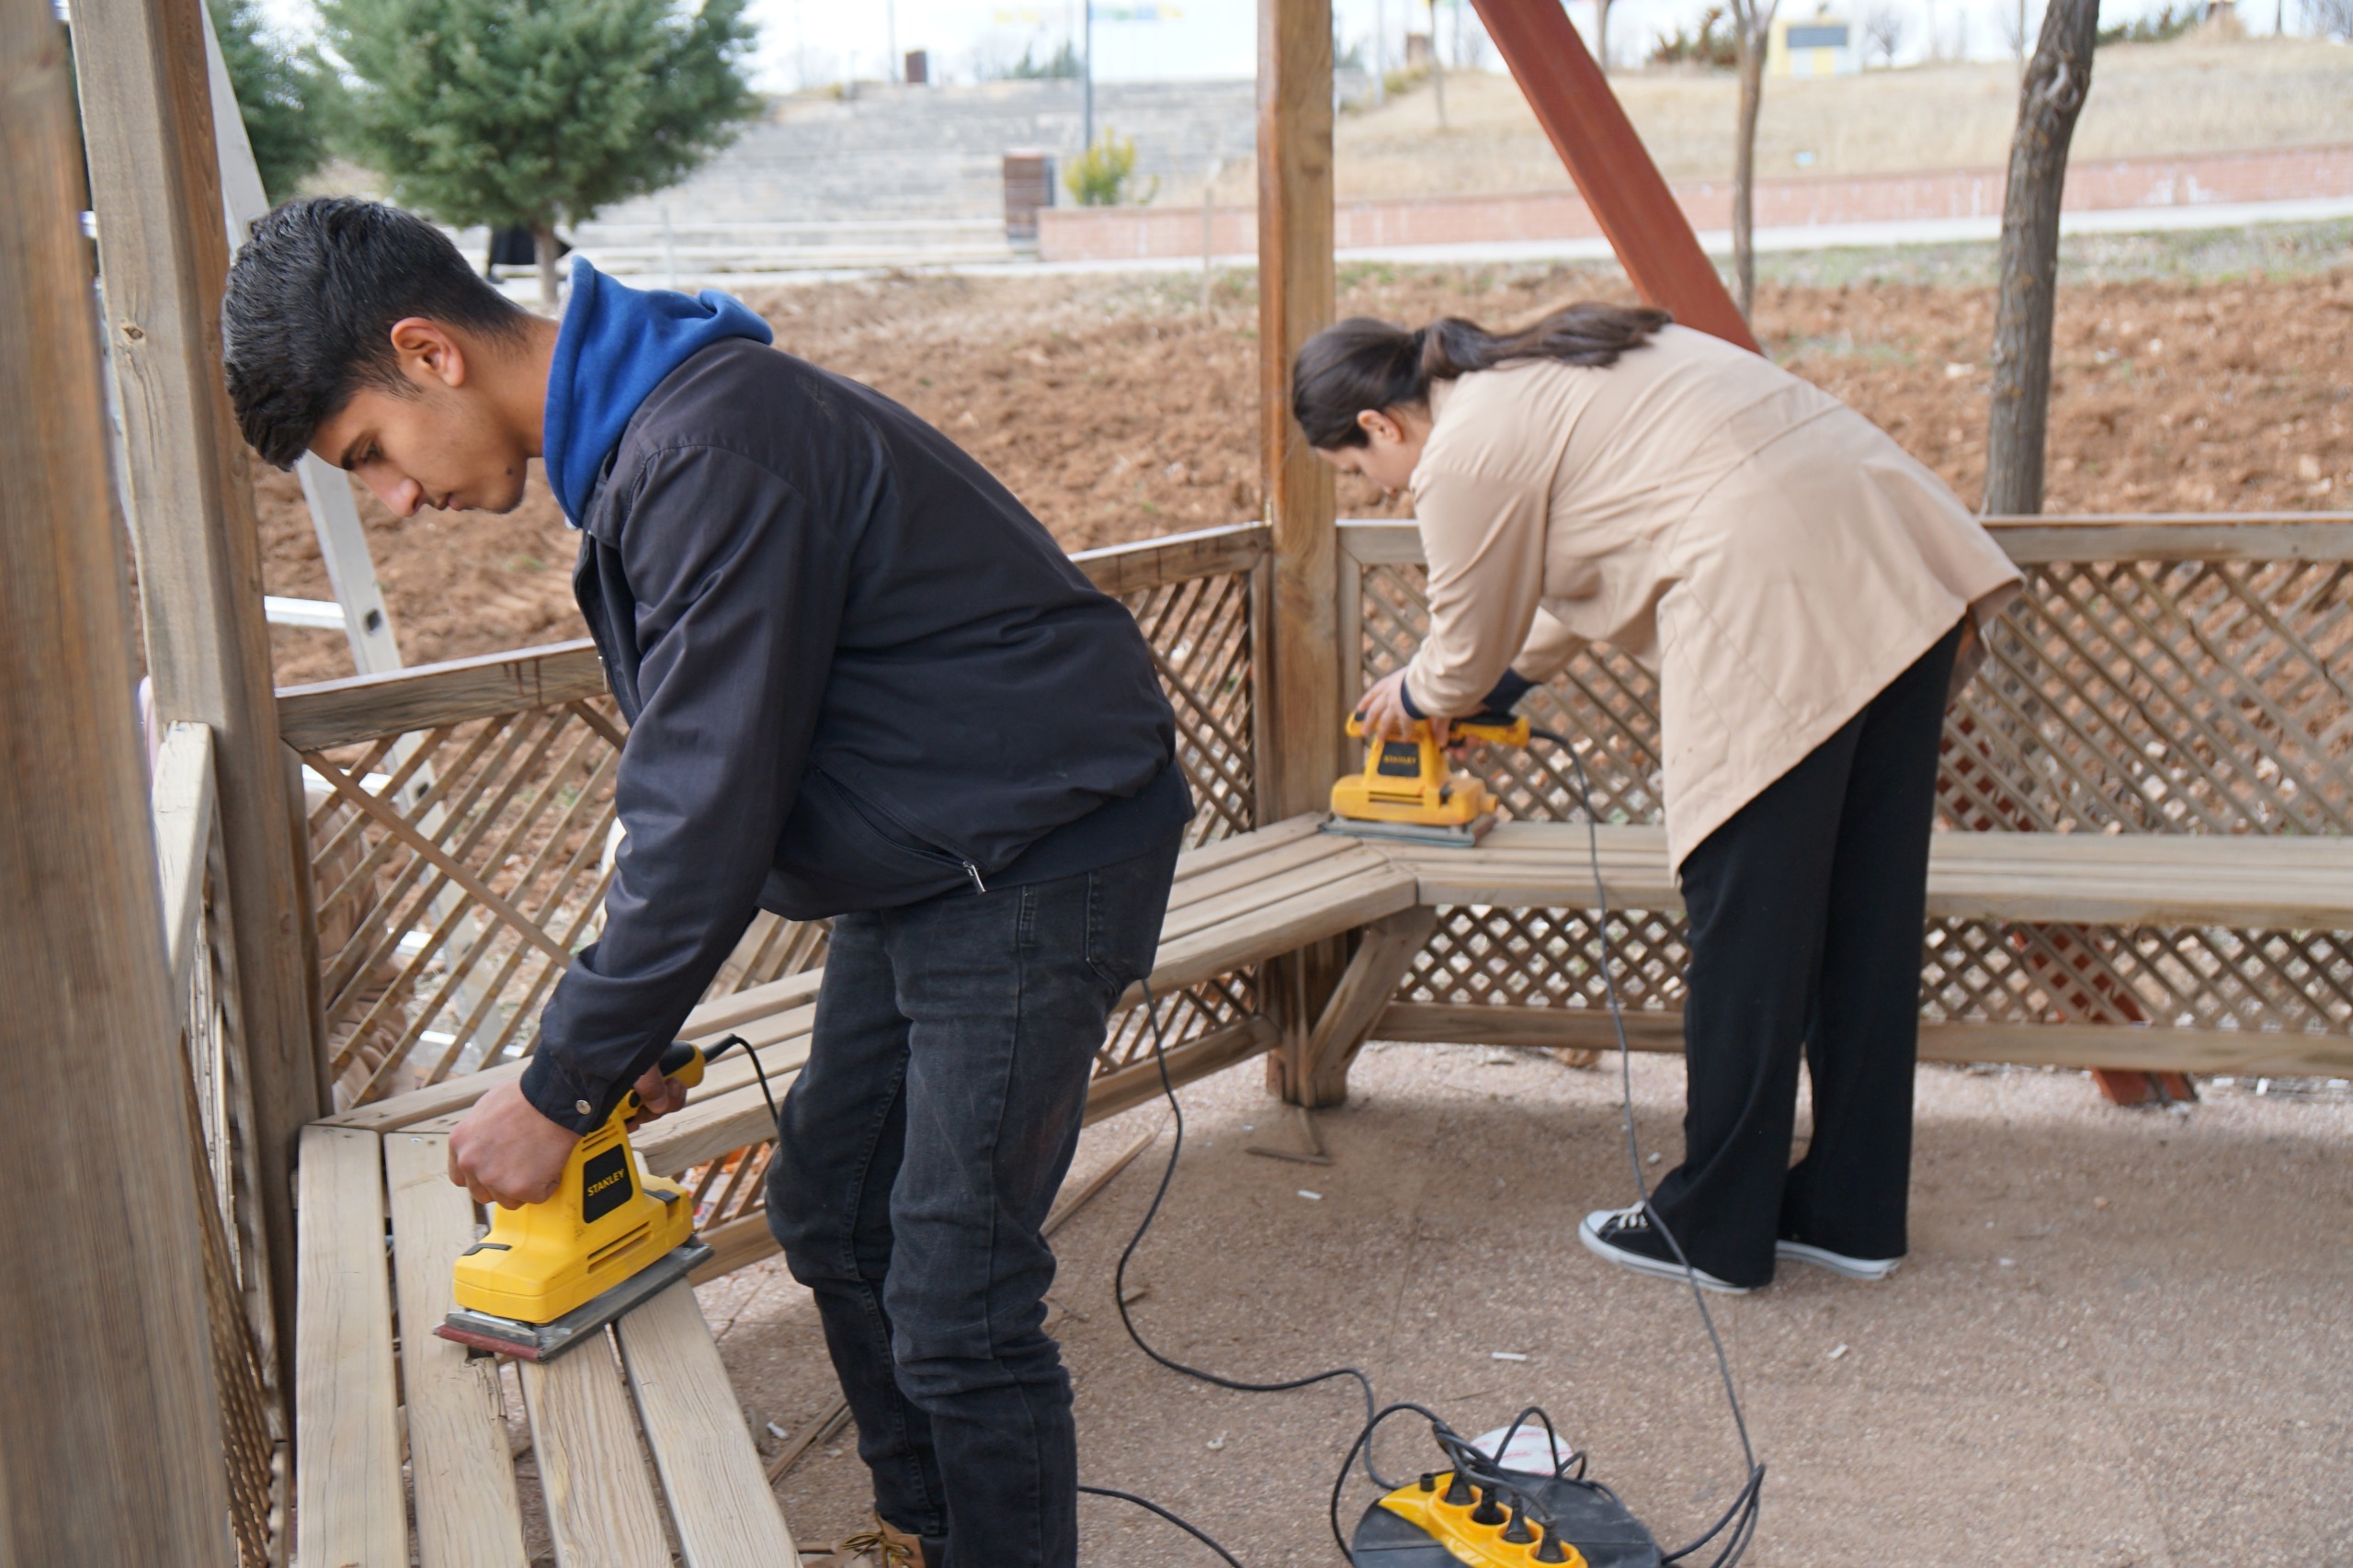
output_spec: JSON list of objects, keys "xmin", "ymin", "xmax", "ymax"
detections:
[
  {"xmin": 0, "ymin": 5, "xmax": 234, "ymax": 1553},
  {"xmin": 1293, "ymin": 906, "xmax": 1439, "ymax": 1107},
  {"xmin": 1467, "ymin": 0, "xmax": 1759, "ymax": 351},
  {"xmin": 73, "ymin": 0, "xmax": 324, "ymax": 1406},
  {"xmin": 293, "ymin": 1127, "xmax": 406, "ymax": 1567},
  {"xmin": 1256, "ymin": 0, "xmax": 1342, "ymax": 822}
]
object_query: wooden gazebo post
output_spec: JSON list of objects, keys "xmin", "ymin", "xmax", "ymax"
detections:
[
  {"xmin": 73, "ymin": 0, "xmax": 326, "ymax": 1401},
  {"xmin": 0, "ymin": 2, "xmax": 234, "ymax": 1560},
  {"xmin": 1256, "ymin": 0, "xmax": 1347, "ymax": 1099}
]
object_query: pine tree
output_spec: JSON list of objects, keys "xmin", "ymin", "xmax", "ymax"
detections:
[
  {"xmin": 322, "ymin": 0, "xmax": 760, "ymax": 304},
  {"xmin": 209, "ymin": 0, "xmax": 328, "ymax": 204}
]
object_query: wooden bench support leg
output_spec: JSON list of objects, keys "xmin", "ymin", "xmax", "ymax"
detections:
[{"xmin": 1280, "ymin": 907, "xmax": 1438, "ymax": 1109}]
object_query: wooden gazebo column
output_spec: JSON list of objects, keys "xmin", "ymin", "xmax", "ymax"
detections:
[
  {"xmin": 73, "ymin": 0, "xmax": 326, "ymax": 1402},
  {"xmin": 0, "ymin": 2, "xmax": 233, "ymax": 1560},
  {"xmin": 1256, "ymin": 0, "xmax": 1347, "ymax": 1099}
]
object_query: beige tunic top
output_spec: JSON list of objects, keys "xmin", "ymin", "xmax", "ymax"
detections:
[{"xmin": 1403, "ymin": 324, "xmax": 2021, "ymax": 872}]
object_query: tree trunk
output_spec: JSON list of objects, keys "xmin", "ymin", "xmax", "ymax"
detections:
[
  {"xmin": 1427, "ymin": 0, "xmax": 1446, "ymax": 126},
  {"xmin": 1984, "ymin": 0, "xmax": 2097, "ymax": 516},
  {"xmin": 1594, "ymin": 0, "xmax": 1613, "ymax": 72},
  {"xmin": 533, "ymin": 222, "xmax": 561, "ymax": 310},
  {"xmin": 1730, "ymin": 9, "xmax": 1768, "ymax": 322}
]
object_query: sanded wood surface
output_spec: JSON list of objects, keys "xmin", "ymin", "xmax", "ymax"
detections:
[
  {"xmin": 1143, "ymin": 860, "xmax": 1418, "ymax": 994},
  {"xmin": 295, "ymin": 1125, "xmax": 407, "ymax": 1568},
  {"xmin": 615, "ymin": 1283, "xmax": 800, "ymax": 1567},
  {"xmin": 519, "ymin": 1336, "xmax": 671, "ymax": 1568},
  {"xmin": 1074, "ymin": 522, "xmax": 1269, "ymax": 597},
  {"xmin": 278, "ymin": 641, "xmax": 604, "ymax": 751},
  {"xmin": 384, "ymin": 1132, "xmax": 530, "ymax": 1568}
]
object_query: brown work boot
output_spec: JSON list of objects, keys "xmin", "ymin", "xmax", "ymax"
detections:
[{"xmin": 828, "ymin": 1513, "xmax": 931, "ymax": 1567}]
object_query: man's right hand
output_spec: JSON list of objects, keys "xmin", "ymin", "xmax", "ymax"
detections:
[{"xmin": 448, "ymin": 1081, "xmax": 583, "ymax": 1209}]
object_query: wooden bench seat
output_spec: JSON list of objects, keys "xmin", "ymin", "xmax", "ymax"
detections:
[
  {"xmin": 1381, "ymin": 822, "xmax": 2353, "ymax": 1080},
  {"xmin": 1394, "ymin": 821, "xmax": 2353, "ymax": 931}
]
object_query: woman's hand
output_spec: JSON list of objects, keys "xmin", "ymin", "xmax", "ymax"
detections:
[{"xmin": 1357, "ymin": 669, "xmax": 1448, "ymax": 747}]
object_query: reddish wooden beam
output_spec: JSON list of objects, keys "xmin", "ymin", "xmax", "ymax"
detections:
[{"xmin": 1470, "ymin": 0, "xmax": 1759, "ymax": 353}]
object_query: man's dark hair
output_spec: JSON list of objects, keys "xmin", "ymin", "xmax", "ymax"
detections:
[{"xmin": 222, "ymin": 197, "xmax": 530, "ymax": 468}]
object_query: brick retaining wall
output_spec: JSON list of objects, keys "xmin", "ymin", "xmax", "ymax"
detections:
[{"xmin": 1037, "ymin": 142, "xmax": 2353, "ymax": 263}]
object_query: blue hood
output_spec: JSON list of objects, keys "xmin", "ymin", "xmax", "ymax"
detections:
[{"xmin": 541, "ymin": 258, "xmax": 773, "ymax": 526}]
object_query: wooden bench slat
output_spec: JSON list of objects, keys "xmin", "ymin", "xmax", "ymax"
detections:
[
  {"xmin": 634, "ymin": 1041, "xmax": 815, "ymax": 1176},
  {"xmin": 614, "ymin": 1282, "xmax": 801, "ymax": 1568},
  {"xmin": 295, "ymin": 1125, "xmax": 408, "ymax": 1568},
  {"xmin": 1165, "ymin": 830, "xmax": 1361, "ymax": 914},
  {"xmin": 1170, "ymin": 814, "xmax": 1322, "ymax": 881},
  {"xmin": 518, "ymin": 1336, "xmax": 672, "ymax": 1568},
  {"xmin": 1159, "ymin": 841, "xmax": 1400, "ymax": 944},
  {"xmin": 1146, "ymin": 863, "xmax": 1421, "ymax": 992},
  {"xmin": 384, "ymin": 1132, "xmax": 531, "ymax": 1568}
]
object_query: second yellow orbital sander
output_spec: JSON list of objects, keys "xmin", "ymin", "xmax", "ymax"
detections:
[
  {"xmin": 1325, "ymin": 710, "xmax": 1531, "ymax": 848},
  {"xmin": 437, "ymin": 1037, "xmax": 743, "ymax": 1361}
]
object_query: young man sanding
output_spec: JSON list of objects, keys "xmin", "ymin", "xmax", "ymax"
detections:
[{"xmin": 224, "ymin": 198, "xmax": 1189, "ymax": 1568}]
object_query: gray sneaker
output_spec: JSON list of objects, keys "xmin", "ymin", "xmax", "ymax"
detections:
[{"xmin": 1775, "ymin": 1237, "xmax": 1902, "ymax": 1280}]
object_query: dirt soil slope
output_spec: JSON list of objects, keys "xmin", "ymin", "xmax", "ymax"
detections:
[{"xmin": 257, "ymin": 258, "xmax": 2353, "ymax": 686}]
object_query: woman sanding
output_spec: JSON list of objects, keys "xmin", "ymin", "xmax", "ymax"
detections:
[{"xmin": 1295, "ymin": 305, "xmax": 2020, "ymax": 1293}]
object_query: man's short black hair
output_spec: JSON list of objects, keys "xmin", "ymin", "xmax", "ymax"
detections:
[{"xmin": 222, "ymin": 197, "xmax": 530, "ymax": 468}]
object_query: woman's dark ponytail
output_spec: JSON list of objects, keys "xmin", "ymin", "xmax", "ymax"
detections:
[{"xmin": 1292, "ymin": 301, "xmax": 1674, "ymax": 449}]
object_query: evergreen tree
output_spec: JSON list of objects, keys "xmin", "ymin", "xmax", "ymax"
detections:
[
  {"xmin": 210, "ymin": 0, "xmax": 329, "ymax": 203},
  {"xmin": 322, "ymin": 0, "xmax": 760, "ymax": 303}
]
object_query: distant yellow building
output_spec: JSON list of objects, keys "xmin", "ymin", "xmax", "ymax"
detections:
[{"xmin": 1768, "ymin": 9, "xmax": 1859, "ymax": 76}]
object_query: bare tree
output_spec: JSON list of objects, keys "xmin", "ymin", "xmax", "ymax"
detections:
[
  {"xmin": 2307, "ymin": 0, "xmax": 2353, "ymax": 39},
  {"xmin": 1862, "ymin": 4, "xmax": 1907, "ymax": 63},
  {"xmin": 1994, "ymin": 0, "xmax": 2029, "ymax": 64},
  {"xmin": 1984, "ymin": 0, "xmax": 2098, "ymax": 515},
  {"xmin": 1727, "ymin": 0, "xmax": 1779, "ymax": 322},
  {"xmin": 1594, "ymin": 0, "xmax": 1616, "ymax": 72}
]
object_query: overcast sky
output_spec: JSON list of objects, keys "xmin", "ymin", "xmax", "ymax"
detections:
[{"xmin": 261, "ymin": 0, "xmax": 2263, "ymax": 94}]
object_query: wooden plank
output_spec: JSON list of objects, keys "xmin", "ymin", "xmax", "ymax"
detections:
[
  {"xmin": 615, "ymin": 1282, "xmax": 800, "ymax": 1568},
  {"xmin": 1142, "ymin": 863, "xmax": 1420, "ymax": 993},
  {"xmin": 1984, "ymin": 513, "xmax": 2353, "ymax": 563},
  {"xmin": 633, "ymin": 1050, "xmax": 812, "ymax": 1176},
  {"xmin": 150, "ymin": 720, "xmax": 217, "ymax": 1002},
  {"xmin": 1083, "ymin": 1016, "xmax": 1283, "ymax": 1124},
  {"xmin": 76, "ymin": 0, "xmax": 325, "ymax": 1409},
  {"xmin": 1298, "ymin": 906, "xmax": 1440, "ymax": 1106},
  {"xmin": 1170, "ymin": 814, "xmax": 1324, "ymax": 881},
  {"xmin": 1165, "ymin": 830, "xmax": 1361, "ymax": 914},
  {"xmin": 0, "ymin": 19, "xmax": 235, "ymax": 1544},
  {"xmin": 1471, "ymin": 0, "xmax": 1759, "ymax": 351},
  {"xmin": 1374, "ymin": 1004, "xmax": 2353, "ymax": 1077},
  {"xmin": 518, "ymin": 1336, "xmax": 671, "ymax": 1568},
  {"xmin": 1256, "ymin": 0, "xmax": 1342, "ymax": 824},
  {"xmin": 383, "ymin": 1132, "xmax": 529, "ymax": 1568},
  {"xmin": 295, "ymin": 1125, "xmax": 406, "ymax": 1568},
  {"xmin": 1074, "ymin": 523, "xmax": 1270, "ymax": 597},
  {"xmin": 1344, "ymin": 513, "xmax": 2353, "ymax": 569},
  {"xmin": 277, "ymin": 641, "xmax": 605, "ymax": 751},
  {"xmin": 1160, "ymin": 841, "xmax": 1398, "ymax": 944},
  {"xmin": 687, "ymin": 1210, "xmax": 783, "ymax": 1286}
]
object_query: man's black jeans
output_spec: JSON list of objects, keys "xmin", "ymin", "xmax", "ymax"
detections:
[
  {"xmin": 766, "ymin": 834, "xmax": 1181, "ymax": 1568},
  {"xmin": 1648, "ymin": 620, "xmax": 1963, "ymax": 1290}
]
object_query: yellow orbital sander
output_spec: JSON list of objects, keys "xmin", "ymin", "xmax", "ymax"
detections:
[
  {"xmin": 1326, "ymin": 710, "xmax": 1532, "ymax": 848},
  {"xmin": 437, "ymin": 1037, "xmax": 740, "ymax": 1361}
]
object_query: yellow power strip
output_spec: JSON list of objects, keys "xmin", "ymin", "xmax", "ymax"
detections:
[{"xmin": 1377, "ymin": 1471, "xmax": 1588, "ymax": 1567}]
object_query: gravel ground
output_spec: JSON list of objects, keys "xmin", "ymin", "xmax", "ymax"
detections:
[{"xmin": 692, "ymin": 1045, "xmax": 2353, "ymax": 1567}]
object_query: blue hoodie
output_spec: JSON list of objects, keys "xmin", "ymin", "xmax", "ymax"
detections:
[{"xmin": 540, "ymin": 257, "xmax": 774, "ymax": 526}]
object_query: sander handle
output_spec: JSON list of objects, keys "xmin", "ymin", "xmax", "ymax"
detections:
[{"xmin": 620, "ymin": 1038, "xmax": 728, "ymax": 1119}]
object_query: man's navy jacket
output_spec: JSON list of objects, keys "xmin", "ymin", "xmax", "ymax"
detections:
[{"xmin": 519, "ymin": 336, "xmax": 1188, "ymax": 1133}]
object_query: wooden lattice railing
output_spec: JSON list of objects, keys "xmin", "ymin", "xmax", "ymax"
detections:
[
  {"xmin": 1343, "ymin": 514, "xmax": 2353, "ymax": 1058},
  {"xmin": 150, "ymin": 722, "xmax": 284, "ymax": 1567},
  {"xmin": 278, "ymin": 525, "xmax": 1268, "ymax": 1130}
]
